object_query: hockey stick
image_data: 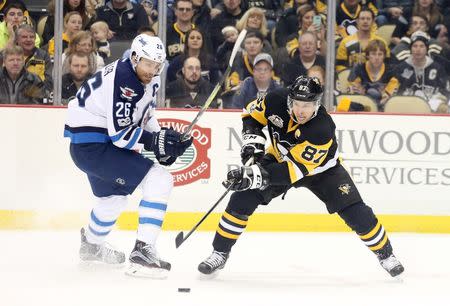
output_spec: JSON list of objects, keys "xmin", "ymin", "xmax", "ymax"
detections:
[
  {"xmin": 180, "ymin": 29, "xmax": 248, "ymax": 141},
  {"xmin": 174, "ymin": 158, "xmax": 253, "ymax": 248}
]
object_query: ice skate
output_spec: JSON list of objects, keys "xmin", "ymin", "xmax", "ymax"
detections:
[
  {"xmin": 198, "ymin": 250, "xmax": 229, "ymax": 275},
  {"xmin": 379, "ymin": 254, "xmax": 405, "ymax": 277},
  {"xmin": 79, "ymin": 228, "xmax": 125, "ymax": 265},
  {"xmin": 126, "ymin": 240, "xmax": 171, "ymax": 278}
]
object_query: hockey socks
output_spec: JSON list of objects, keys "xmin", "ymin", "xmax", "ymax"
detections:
[
  {"xmin": 213, "ymin": 210, "xmax": 249, "ymax": 253},
  {"xmin": 137, "ymin": 200, "xmax": 167, "ymax": 245},
  {"xmin": 358, "ymin": 221, "xmax": 392, "ymax": 259}
]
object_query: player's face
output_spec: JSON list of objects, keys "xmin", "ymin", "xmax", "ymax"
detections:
[
  {"xmin": 136, "ymin": 57, "xmax": 161, "ymax": 84},
  {"xmin": 367, "ymin": 49, "xmax": 385, "ymax": 68},
  {"xmin": 291, "ymin": 99, "xmax": 316, "ymax": 124}
]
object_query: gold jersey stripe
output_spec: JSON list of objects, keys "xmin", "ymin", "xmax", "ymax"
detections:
[
  {"xmin": 359, "ymin": 222, "xmax": 381, "ymax": 240},
  {"xmin": 223, "ymin": 211, "xmax": 248, "ymax": 226},
  {"xmin": 217, "ymin": 227, "xmax": 240, "ymax": 240}
]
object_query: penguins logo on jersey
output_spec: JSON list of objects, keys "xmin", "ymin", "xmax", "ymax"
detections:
[
  {"xmin": 268, "ymin": 114, "xmax": 284, "ymax": 128},
  {"xmin": 120, "ymin": 86, "xmax": 138, "ymax": 101},
  {"xmin": 338, "ymin": 183, "xmax": 351, "ymax": 195}
]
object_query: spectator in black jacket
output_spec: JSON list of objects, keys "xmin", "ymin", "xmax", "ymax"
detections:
[
  {"xmin": 95, "ymin": 0, "xmax": 149, "ymax": 40},
  {"xmin": 166, "ymin": 56, "xmax": 218, "ymax": 108},
  {"xmin": 210, "ymin": 0, "xmax": 244, "ymax": 50},
  {"xmin": 166, "ymin": 0, "xmax": 196, "ymax": 61},
  {"xmin": 0, "ymin": 45, "xmax": 44, "ymax": 104},
  {"xmin": 61, "ymin": 52, "xmax": 92, "ymax": 105}
]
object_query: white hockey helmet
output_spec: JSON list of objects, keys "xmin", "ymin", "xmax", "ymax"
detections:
[{"xmin": 130, "ymin": 34, "xmax": 166, "ymax": 74}]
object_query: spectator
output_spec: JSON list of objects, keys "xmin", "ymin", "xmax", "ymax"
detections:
[
  {"xmin": 232, "ymin": 53, "xmax": 281, "ymax": 109},
  {"xmin": 348, "ymin": 39, "xmax": 399, "ymax": 110},
  {"xmin": 336, "ymin": 8, "xmax": 389, "ymax": 72},
  {"xmin": 48, "ymin": 11, "xmax": 83, "ymax": 58},
  {"xmin": 391, "ymin": 14, "xmax": 449, "ymax": 63},
  {"xmin": 90, "ymin": 21, "xmax": 111, "ymax": 60},
  {"xmin": 0, "ymin": 45, "xmax": 45, "ymax": 104},
  {"xmin": 0, "ymin": 3, "xmax": 40, "ymax": 50},
  {"xmin": 62, "ymin": 31, "xmax": 105, "ymax": 74},
  {"xmin": 274, "ymin": 0, "xmax": 303, "ymax": 48},
  {"xmin": 140, "ymin": 0, "xmax": 158, "ymax": 26},
  {"xmin": 166, "ymin": 0, "xmax": 196, "ymax": 61},
  {"xmin": 281, "ymin": 31, "xmax": 325, "ymax": 85},
  {"xmin": 192, "ymin": 0, "xmax": 211, "ymax": 31},
  {"xmin": 394, "ymin": 31, "xmax": 450, "ymax": 112},
  {"xmin": 61, "ymin": 52, "xmax": 92, "ymax": 105},
  {"xmin": 336, "ymin": 0, "xmax": 378, "ymax": 39},
  {"xmin": 6, "ymin": 24, "xmax": 53, "ymax": 93},
  {"xmin": 244, "ymin": 0, "xmax": 282, "ymax": 31},
  {"xmin": 210, "ymin": 0, "xmax": 244, "ymax": 49},
  {"xmin": 43, "ymin": 0, "xmax": 93, "ymax": 46},
  {"xmin": 166, "ymin": 56, "xmax": 218, "ymax": 108},
  {"xmin": 236, "ymin": 7, "xmax": 272, "ymax": 53},
  {"xmin": 216, "ymin": 25, "xmax": 239, "ymax": 71},
  {"xmin": 95, "ymin": 0, "xmax": 149, "ymax": 40},
  {"xmin": 285, "ymin": 5, "xmax": 326, "ymax": 57},
  {"xmin": 411, "ymin": 0, "xmax": 445, "ymax": 38},
  {"xmin": 225, "ymin": 30, "xmax": 266, "ymax": 92},
  {"xmin": 376, "ymin": 0, "xmax": 413, "ymax": 27},
  {"xmin": 85, "ymin": 0, "xmax": 105, "ymax": 16},
  {"xmin": 167, "ymin": 28, "xmax": 219, "ymax": 83}
]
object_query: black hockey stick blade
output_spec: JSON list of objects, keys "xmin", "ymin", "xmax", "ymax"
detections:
[{"xmin": 175, "ymin": 231, "xmax": 184, "ymax": 248}]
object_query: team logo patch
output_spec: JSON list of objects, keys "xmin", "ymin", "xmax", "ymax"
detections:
[
  {"xmin": 338, "ymin": 183, "xmax": 351, "ymax": 195},
  {"xmin": 295, "ymin": 129, "xmax": 301, "ymax": 139},
  {"xmin": 116, "ymin": 178, "xmax": 126, "ymax": 185},
  {"xmin": 268, "ymin": 114, "xmax": 284, "ymax": 128},
  {"xmin": 120, "ymin": 86, "xmax": 138, "ymax": 101},
  {"xmin": 118, "ymin": 117, "xmax": 131, "ymax": 126},
  {"xmin": 141, "ymin": 118, "xmax": 211, "ymax": 187}
]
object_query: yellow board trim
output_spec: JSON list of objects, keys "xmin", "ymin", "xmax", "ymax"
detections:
[
  {"xmin": 223, "ymin": 211, "xmax": 248, "ymax": 226},
  {"xmin": 217, "ymin": 227, "xmax": 240, "ymax": 240},
  {"xmin": 359, "ymin": 222, "xmax": 381, "ymax": 240},
  {"xmin": 1, "ymin": 210, "xmax": 450, "ymax": 233}
]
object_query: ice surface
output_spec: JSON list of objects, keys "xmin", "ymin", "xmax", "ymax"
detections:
[{"xmin": 1, "ymin": 231, "xmax": 449, "ymax": 306}]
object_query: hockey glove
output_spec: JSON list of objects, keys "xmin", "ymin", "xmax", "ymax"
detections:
[
  {"xmin": 144, "ymin": 127, "xmax": 193, "ymax": 160},
  {"xmin": 241, "ymin": 129, "xmax": 266, "ymax": 165},
  {"xmin": 223, "ymin": 164, "xmax": 269, "ymax": 191}
]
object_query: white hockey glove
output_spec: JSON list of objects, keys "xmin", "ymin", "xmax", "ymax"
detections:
[
  {"xmin": 240, "ymin": 129, "xmax": 266, "ymax": 165},
  {"xmin": 223, "ymin": 164, "xmax": 269, "ymax": 191}
]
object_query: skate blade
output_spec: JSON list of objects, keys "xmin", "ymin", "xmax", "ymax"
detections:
[
  {"xmin": 125, "ymin": 263, "xmax": 169, "ymax": 279},
  {"xmin": 78, "ymin": 260, "xmax": 125, "ymax": 271}
]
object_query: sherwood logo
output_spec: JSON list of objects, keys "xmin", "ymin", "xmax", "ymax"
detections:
[{"xmin": 142, "ymin": 118, "xmax": 211, "ymax": 186}]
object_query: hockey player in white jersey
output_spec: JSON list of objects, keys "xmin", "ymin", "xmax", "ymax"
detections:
[{"xmin": 64, "ymin": 34, "xmax": 192, "ymax": 278}]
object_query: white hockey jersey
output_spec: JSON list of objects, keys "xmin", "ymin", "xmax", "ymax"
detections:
[{"xmin": 64, "ymin": 58, "xmax": 161, "ymax": 151}]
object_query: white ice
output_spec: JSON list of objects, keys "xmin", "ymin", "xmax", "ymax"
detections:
[{"xmin": 1, "ymin": 231, "xmax": 449, "ymax": 306}]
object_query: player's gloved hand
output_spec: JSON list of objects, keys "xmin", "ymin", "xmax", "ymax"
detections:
[
  {"xmin": 145, "ymin": 127, "xmax": 193, "ymax": 159},
  {"xmin": 222, "ymin": 164, "xmax": 269, "ymax": 191},
  {"xmin": 241, "ymin": 129, "xmax": 266, "ymax": 165}
]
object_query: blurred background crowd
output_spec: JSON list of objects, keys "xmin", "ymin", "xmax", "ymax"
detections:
[{"xmin": 0, "ymin": 0, "xmax": 449, "ymax": 113}]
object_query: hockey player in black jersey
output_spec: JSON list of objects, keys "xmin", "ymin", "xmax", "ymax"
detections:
[{"xmin": 198, "ymin": 75, "xmax": 405, "ymax": 278}]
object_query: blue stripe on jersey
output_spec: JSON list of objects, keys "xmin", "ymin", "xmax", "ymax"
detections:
[
  {"xmin": 90, "ymin": 211, "xmax": 116, "ymax": 227},
  {"xmin": 110, "ymin": 126, "xmax": 131, "ymax": 143},
  {"xmin": 124, "ymin": 127, "xmax": 142, "ymax": 149},
  {"xmin": 88, "ymin": 225, "xmax": 110, "ymax": 236},
  {"xmin": 139, "ymin": 200, "xmax": 167, "ymax": 211},
  {"xmin": 64, "ymin": 130, "xmax": 110, "ymax": 143},
  {"xmin": 139, "ymin": 217, "xmax": 163, "ymax": 227}
]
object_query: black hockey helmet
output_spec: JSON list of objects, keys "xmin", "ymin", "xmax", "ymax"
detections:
[{"xmin": 287, "ymin": 75, "xmax": 323, "ymax": 122}]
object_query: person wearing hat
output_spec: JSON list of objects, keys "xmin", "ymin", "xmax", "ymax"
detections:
[
  {"xmin": 216, "ymin": 25, "xmax": 239, "ymax": 72},
  {"xmin": 231, "ymin": 52, "xmax": 281, "ymax": 109},
  {"xmin": 393, "ymin": 30, "xmax": 450, "ymax": 112}
]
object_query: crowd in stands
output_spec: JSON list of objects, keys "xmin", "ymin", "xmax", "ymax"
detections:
[{"xmin": 0, "ymin": 0, "xmax": 449, "ymax": 113}]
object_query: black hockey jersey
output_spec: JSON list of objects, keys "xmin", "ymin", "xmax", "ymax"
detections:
[{"xmin": 242, "ymin": 88, "xmax": 339, "ymax": 185}]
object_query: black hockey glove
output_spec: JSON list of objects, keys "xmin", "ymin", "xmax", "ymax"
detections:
[
  {"xmin": 144, "ymin": 127, "xmax": 193, "ymax": 160},
  {"xmin": 241, "ymin": 129, "xmax": 266, "ymax": 165},
  {"xmin": 223, "ymin": 164, "xmax": 269, "ymax": 191}
]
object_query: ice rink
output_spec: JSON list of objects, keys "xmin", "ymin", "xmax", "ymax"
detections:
[{"xmin": 1, "ymin": 230, "xmax": 449, "ymax": 306}]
